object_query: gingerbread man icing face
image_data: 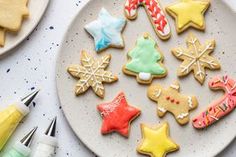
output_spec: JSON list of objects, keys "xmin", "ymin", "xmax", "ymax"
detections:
[{"xmin": 148, "ymin": 81, "xmax": 198, "ymax": 125}]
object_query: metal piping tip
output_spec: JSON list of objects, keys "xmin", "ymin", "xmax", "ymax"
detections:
[
  {"xmin": 20, "ymin": 127, "xmax": 38, "ymax": 147},
  {"xmin": 21, "ymin": 89, "xmax": 40, "ymax": 107},
  {"xmin": 45, "ymin": 117, "xmax": 57, "ymax": 137}
]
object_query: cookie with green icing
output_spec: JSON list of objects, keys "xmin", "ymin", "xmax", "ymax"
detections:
[{"xmin": 123, "ymin": 33, "xmax": 167, "ymax": 84}]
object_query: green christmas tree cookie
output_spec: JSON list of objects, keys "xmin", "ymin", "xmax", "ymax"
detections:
[{"xmin": 123, "ymin": 33, "xmax": 167, "ymax": 84}]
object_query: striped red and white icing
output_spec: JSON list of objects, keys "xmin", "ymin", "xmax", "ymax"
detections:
[{"xmin": 125, "ymin": 0, "xmax": 170, "ymax": 37}]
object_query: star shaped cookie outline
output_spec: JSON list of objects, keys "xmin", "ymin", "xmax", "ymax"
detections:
[
  {"xmin": 137, "ymin": 122, "xmax": 179, "ymax": 157},
  {"xmin": 166, "ymin": 0, "xmax": 210, "ymax": 33},
  {"xmin": 0, "ymin": 0, "xmax": 29, "ymax": 46},
  {"xmin": 0, "ymin": 0, "xmax": 29, "ymax": 31},
  {"xmin": 172, "ymin": 33, "xmax": 221, "ymax": 84},
  {"xmin": 67, "ymin": 50, "xmax": 118, "ymax": 98},
  {"xmin": 84, "ymin": 8, "xmax": 126, "ymax": 52},
  {"xmin": 97, "ymin": 92, "xmax": 141, "ymax": 137}
]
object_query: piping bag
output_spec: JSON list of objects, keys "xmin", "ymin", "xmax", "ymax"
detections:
[
  {"xmin": 32, "ymin": 117, "xmax": 58, "ymax": 157},
  {"xmin": 0, "ymin": 89, "xmax": 40, "ymax": 151},
  {"xmin": 3, "ymin": 127, "xmax": 37, "ymax": 157}
]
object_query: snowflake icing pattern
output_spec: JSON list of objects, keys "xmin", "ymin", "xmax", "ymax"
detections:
[
  {"xmin": 172, "ymin": 33, "xmax": 220, "ymax": 84},
  {"xmin": 67, "ymin": 51, "xmax": 118, "ymax": 98}
]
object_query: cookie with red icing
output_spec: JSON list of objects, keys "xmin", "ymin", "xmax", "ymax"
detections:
[
  {"xmin": 124, "ymin": 0, "xmax": 171, "ymax": 40},
  {"xmin": 193, "ymin": 75, "xmax": 236, "ymax": 129},
  {"xmin": 97, "ymin": 92, "xmax": 141, "ymax": 137}
]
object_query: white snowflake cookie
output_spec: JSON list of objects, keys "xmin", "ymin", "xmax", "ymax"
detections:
[
  {"xmin": 67, "ymin": 51, "xmax": 118, "ymax": 98},
  {"xmin": 172, "ymin": 33, "xmax": 221, "ymax": 84}
]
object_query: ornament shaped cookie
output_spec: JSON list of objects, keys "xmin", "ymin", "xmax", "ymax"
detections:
[
  {"xmin": 193, "ymin": 75, "xmax": 236, "ymax": 129},
  {"xmin": 148, "ymin": 81, "xmax": 198, "ymax": 125},
  {"xmin": 172, "ymin": 33, "xmax": 220, "ymax": 84},
  {"xmin": 137, "ymin": 122, "xmax": 179, "ymax": 157},
  {"xmin": 125, "ymin": 0, "xmax": 171, "ymax": 40},
  {"xmin": 123, "ymin": 33, "xmax": 167, "ymax": 84},
  {"xmin": 84, "ymin": 8, "xmax": 126, "ymax": 52},
  {"xmin": 0, "ymin": 0, "xmax": 29, "ymax": 46},
  {"xmin": 166, "ymin": 0, "xmax": 210, "ymax": 33},
  {"xmin": 97, "ymin": 92, "xmax": 141, "ymax": 137},
  {"xmin": 67, "ymin": 51, "xmax": 118, "ymax": 98}
]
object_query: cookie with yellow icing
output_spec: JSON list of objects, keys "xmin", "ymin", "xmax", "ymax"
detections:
[
  {"xmin": 137, "ymin": 122, "xmax": 179, "ymax": 157},
  {"xmin": 165, "ymin": 0, "xmax": 210, "ymax": 33}
]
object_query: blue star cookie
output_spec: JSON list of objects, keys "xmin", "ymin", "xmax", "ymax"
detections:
[{"xmin": 85, "ymin": 8, "xmax": 126, "ymax": 52}]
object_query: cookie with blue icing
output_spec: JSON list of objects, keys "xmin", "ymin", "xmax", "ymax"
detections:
[{"xmin": 85, "ymin": 8, "xmax": 126, "ymax": 52}]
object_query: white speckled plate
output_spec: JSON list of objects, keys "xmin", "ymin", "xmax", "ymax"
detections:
[
  {"xmin": 0, "ymin": 0, "xmax": 50, "ymax": 56},
  {"xmin": 56, "ymin": 0, "xmax": 236, "ymax": 157}
]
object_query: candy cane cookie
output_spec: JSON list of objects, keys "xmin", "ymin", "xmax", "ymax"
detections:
[
  {"xmin": 124, "ymin": 0, "xmax": 171, "ymax": 40},
  {"xmin": 193, "ymin": 75, "xmax": 236, "ymax": 129}
]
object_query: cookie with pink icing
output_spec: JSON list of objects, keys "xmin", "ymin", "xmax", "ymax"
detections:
[
  {"xmin": 193, "ymin": 75, "xmax": 236, "ymax": 129},
  {"xmin": 124, "ymin": 0, "xmax": 171, "ymax": 40}
]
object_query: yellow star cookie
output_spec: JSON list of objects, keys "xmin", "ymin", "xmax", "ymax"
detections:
[
  {"xmin": 67, "ymin": 50, "xmax": 118, "ymax": 98},
  {"xmin": 0, "ymin": 0, "xmax": 29, "ymax": 32},
  {"xmin": 172, "ymin": 33, "xmax": 221, "ymax": 84},
  {"xmin": 137, "ymin": 122, "xmax": 179, "ymax": 157},
  {"xmin": 166, "ymin": 0, "xmax": 210, "ymax": 33}
]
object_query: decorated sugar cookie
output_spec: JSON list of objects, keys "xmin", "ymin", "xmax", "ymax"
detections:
[
  {"xmin": 193, "ymin": 75, "xmax": 236, "ymax": 129},
  {"xmin": 97, "ymin": 92, "xmax": 141, "ymax": 137},
  {"xmin": 67, "ymin": 50, "xmax": 118, "ymax": 98},
  {"xmin": 123, "ymin": 33, "xmax": 167, "ymax": 84},
  {"xmin": 0, "ymin": 0, "xmax": 29, "ymax": 46},
  {"xmin": 166, "ymin": 0, "xmax": 210, "ymax": 33},
  {"xmin": 148, "ymin": 81, "xmax": 198, "ymax": 125},
  {"xmin": 84, "ymin": 8, "xmax": 126, "ymax": 52},
  {"xmin": 172, "ymin": 33, "xmax": 220, "ymax": 84},
  {"xmin": 137, "ymin": 122, "xmax": 179, "ymax": 157},
  {"xmin": 125, "ymin": 0, "xmax": 171, "ymax": 40}
]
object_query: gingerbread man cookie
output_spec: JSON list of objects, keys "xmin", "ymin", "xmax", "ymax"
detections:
[
  {"xmin": 97, "ymin": 92, "xmax": 141, "ymax": 137},
  {"xmin": 124, "ymin": 0, "xmax": 171, "ymax": 40},
  {"xmin": 148, "ymin": 81, "xmax": 198, "ymax": 125},
  {"xmin": 67, "ymin": 50, "xmax": 118, "ymax": 98},
  {"xmin": 123, "ymin": 33, "xmax": 167, "ymax": 84},
  {"xmin": 137, "ymin": 122, "xmax": 179, "ymax": 157},
  {"xmin": 193, "ymin": 75, "xmax": 236, "ymax": 129},
  {"xmin": 165, "ymin": 0, "xmax": 210, "ymax": 33},
  {"xmin": 172, "ymin": 33, "xmax": 221, "ymax": 84}
]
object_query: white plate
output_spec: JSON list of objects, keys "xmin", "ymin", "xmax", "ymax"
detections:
[
  {"xmin": 56, "ymin": 0, "xmax": 236, "ymax": 157},
  {"xmin": 0, "ymin": 0, "xmax": 50, "ymax": 56}
]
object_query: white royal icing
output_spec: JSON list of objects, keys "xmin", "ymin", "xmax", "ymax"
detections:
[
  {"xmin": 177, "ymin": 113, "xmax": 189, "ymax": 119},
  {"xmin": 157, "ymin": 106, "xmax": 166, "ymax": 113},
  {"xmin": 188, "ymin": 96, "xmax": 193, "ymax": 108},
  {"xmin": 170, "ymin": 84, "xmax": 179, "ymax": 90},
  {"xmin": 139, "ymin": 72, "xmax": 151, "ymax": 81},
  {"xmin": 84, "ymin": 8, "xmax": 126, "ymax": 52}
]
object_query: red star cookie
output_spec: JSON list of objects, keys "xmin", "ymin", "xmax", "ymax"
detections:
[{"xmin": 97, "ymin": 92, "xmax": 141, "ymax": 137}]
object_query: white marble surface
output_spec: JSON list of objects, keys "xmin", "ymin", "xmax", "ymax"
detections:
[{"xmin": 0, "ymin": 0, "xmax": 235, "ymax": 156}]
